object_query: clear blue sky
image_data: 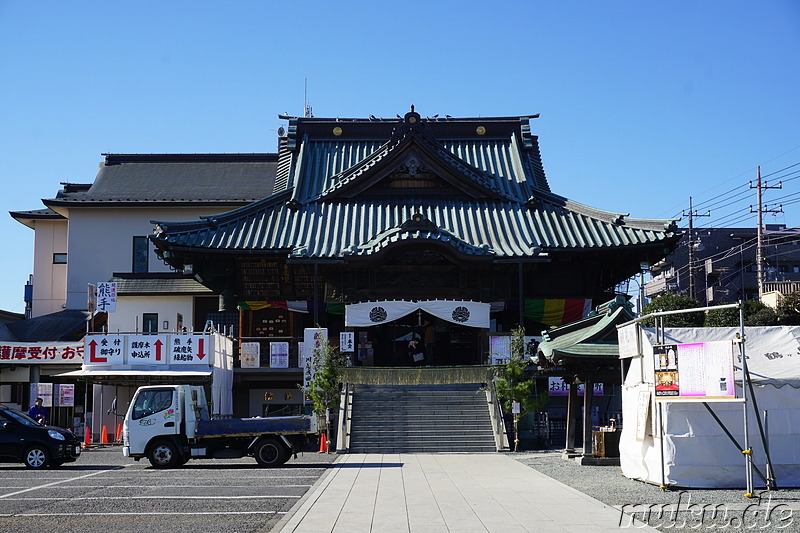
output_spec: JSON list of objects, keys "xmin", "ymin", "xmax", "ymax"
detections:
[{"xmin": 1, "ymin": 1, "xmax": 799, "ymax": 313}]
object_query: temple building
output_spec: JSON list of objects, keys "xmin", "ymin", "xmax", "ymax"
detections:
[{"xmin": 149, "ymin": 109, "xmax": 679, "ymax": 414}]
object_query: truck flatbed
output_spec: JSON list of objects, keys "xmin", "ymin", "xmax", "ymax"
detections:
[{"xmin": 196, "ymin": 416, "xmax": 313, "ymax": 438}]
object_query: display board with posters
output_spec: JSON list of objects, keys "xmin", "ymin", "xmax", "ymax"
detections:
[
  {"xmin": 489, "ymin": 335, "xmax": 541, "ymax": 365},
  {"xmin": 654, "ymin": 340, "xmax": 736, "ymax": 399}
]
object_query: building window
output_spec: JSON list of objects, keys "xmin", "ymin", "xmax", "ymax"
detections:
[
  {"xmin": 794, "ymin": 266, "xmax": 800, "ymax": 273},
  {"xmin": 142, "ymin": 313, "xmax": 158, "ymax": 333},
  {"xmin": 133, "ymin": 237, "xmax": 149, "ymax": 273},
  {"xmin": 53, "ymin": 253, "xmax": 67, "ymax": 264}
]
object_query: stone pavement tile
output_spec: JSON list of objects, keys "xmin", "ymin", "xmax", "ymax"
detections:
[
  {"xmin": 401, "ymin": 455, "xmax": 447, "ymax": 531},
  {"xmin": 371, "ymin": 454, "xmax": 409, "ymax": 532},
  {"xmin": 332, "ymin": 455, "xmax": 383, "ymax": 531},
  {"xmin": 282, "ymin": 453, "xmax": 365, "ymax": 533}
]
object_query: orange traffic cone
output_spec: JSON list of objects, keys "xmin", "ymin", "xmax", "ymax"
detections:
[
  {"xmin": 100, "ymin": 425, "xmax": 109, "ymax": 444},
  {"xmin": 317, "ymin": 432, "xmax": 327, "ymax": 453},
  {"xmin": 84, "ymin": 426, "xmax": 92, "ymax": 447},
  {"xmin": 115, "ymin": 423, "xmax": 123, "ymax": 443}
]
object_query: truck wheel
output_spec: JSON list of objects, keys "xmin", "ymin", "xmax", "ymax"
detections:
[
  {"xmin": 24, "ymin": 445, "xmax": 50, "ymax": 469},
  {"xmin": 148, "ymin": 440, "xmax": 180, "ymax": 469},
  {"xmin": 254, "ymin": 438, "xmax": 289, "ymax": 467}
]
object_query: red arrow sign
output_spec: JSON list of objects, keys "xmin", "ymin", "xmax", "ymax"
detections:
[
  {"xmin": 196, "ymin": 338, "xmax": 206, "ymax": 360},
  {"xmin": 154, "ymin": 339, "xmax": 163, "ymax": 362},
  {"xmin": 88, "ymin": 340, "xmax": 106, "ymax": 363}
]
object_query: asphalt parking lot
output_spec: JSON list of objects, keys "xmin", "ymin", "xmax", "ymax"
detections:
[{"xmin": 0, "ymin": 445, "xmax": 336, "ymax": 533}]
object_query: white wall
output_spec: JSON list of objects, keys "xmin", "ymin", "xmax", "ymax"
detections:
[
  {"xmin": 63, "ymin": 206, "xmax": 233, "ymax": 310},
  {"xmin": 108, "ymin": 295, "xmax": 196, "ymax": 333},
  {"xmin": 31, "ymin": 219, "xmax": 68, "ymax": 317}
]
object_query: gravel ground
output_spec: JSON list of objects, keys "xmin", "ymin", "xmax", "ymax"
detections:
[{"xmin": 513, "ymin": 450, "xmax": 800, "ymax": 531}]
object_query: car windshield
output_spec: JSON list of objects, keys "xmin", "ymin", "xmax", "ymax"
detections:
[{"xmin": 2, "ymin": 408, "xmax": 42, "ymax": 427}]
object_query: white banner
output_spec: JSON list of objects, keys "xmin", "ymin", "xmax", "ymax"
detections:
[
  {"xmin": 303, "ymin": 328, "xmax": 327, "ymax": 389},
  {"xmin": 0, "ymin": 342, "xmax": 83, "ymax": 364},
  {"xmin": 346, "ymin": 300, "xmax": 490, "ymax": 328},
  {"xmin": 345, "ymin": 300, "xmax": 419, "ymax": 327},
  {"xmin": 96, "ymin": 281, "xmax": 117, "ymax": 313},
  {"xmin": 419, "ymin": 300, "xmax": 490, "ymax": 328}
]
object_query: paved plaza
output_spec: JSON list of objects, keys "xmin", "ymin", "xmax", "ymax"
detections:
[{"xmin": 274, "ymin": 453, "xmax": 654, "ymax": 532}]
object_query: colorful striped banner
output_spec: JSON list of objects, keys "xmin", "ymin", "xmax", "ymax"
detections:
[{"xmin": 524, "ymin": 299, "xmax": 591, "ymax": 326}]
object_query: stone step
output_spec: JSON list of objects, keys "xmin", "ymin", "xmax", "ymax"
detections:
[{"xmin": 348, "ymin": 446, "xmax": 497, "ymax": 453}]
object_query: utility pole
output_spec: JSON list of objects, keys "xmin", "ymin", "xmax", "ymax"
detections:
[
  {"xmin": 682, "ymin": 196, "xmax": 710, "ymax": 301},
  {"xmin": 750, "ymin": 166, "xmax": 782, "ymax": 298}
]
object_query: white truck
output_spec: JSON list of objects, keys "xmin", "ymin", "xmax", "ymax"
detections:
[{"xmin": 123, "ymin": 384, "xmax": 318, "ymax": 468}]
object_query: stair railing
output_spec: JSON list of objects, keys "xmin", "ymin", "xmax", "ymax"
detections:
[
  {"xmin": 486, "ymin": 379, "xmax": 510, "ymax": 451},
  {"xmin": 335, "ymin": 382, "xmax": 354, "ymax": 453}
]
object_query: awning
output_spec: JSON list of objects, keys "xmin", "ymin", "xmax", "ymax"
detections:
[{"xmin": 57, "ymin": 368, "xmax": 212, "ymax": 378}]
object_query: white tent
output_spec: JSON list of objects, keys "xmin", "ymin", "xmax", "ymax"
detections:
[{"xmin": 619, "ymin": 326, "xmax": 800, "ymax": 488}]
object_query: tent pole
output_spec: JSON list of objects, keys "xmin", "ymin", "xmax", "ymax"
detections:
[
  {"xmin": 739, "ymin": 303, "xmax": 754, "ymax": 497},
  {"xmin": 701, "ymin": 402, "xmax": 768, "ymax": 485},
  {"xmin": 659, "ymin": 401, "xmax": 666, "ymax": 490}
]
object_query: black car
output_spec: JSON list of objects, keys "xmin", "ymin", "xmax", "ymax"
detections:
[{"xmin": 0, "ymin": 406, "xmax": 82, "ymax": 468}]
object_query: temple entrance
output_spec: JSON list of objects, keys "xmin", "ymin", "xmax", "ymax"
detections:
[{"xmin": 349, "ymin": 304, "xmax": 487, "ymax": 367}]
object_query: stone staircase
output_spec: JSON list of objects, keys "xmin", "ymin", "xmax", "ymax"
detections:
[{"xmin": 347, "ymin": 384, "xmax": 497, "ymax": 453}]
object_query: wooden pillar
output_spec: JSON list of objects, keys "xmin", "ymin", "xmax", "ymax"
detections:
[
  {"xmin": 565, "ymin": 382, "xmax": 577, "ymax": 453},
  {"xmin": 582, "ymin": 380, "xmax": 595, "ymax": 456}
]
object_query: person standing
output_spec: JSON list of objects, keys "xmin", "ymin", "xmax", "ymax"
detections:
[
  {"xmin": 423, "ymin": 319, "xmax": 436, "ymax": 366},
  {"xmin": 28, "ymin": 397, "xmax": 49, "ymax": 425}
]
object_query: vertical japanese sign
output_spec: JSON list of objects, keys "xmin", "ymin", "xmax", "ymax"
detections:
[
  {"xmin": 240, "ymin": 342, "xmax": 260, "ymax": 368},
  {"xmin": 170, "ymin": 335, "xmax": 210, "ymax": 364},
  {"xmin": 303, "ymin": 328, "xmax": 327, "ymax": 390},
  {"xmin": 339, "ymin": 332, "xmax": 354, "ymax": 353},
  {"xmin": 270, "ymin": 342, "xmax": 289, "ymax": 368},
  {"xmin": 96, "ymin": 282, "xmax": 117, "ymax": 313},
  {"xmin": 654, "ymin": 340, "xmax": 736, "ymax": 399}
]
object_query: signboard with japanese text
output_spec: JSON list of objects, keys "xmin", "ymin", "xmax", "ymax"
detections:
[
  {"xmin": 547, "ymin": 377, "xmax": 604, "ymax": 396},
  {"xmin": 57, "ymin": 384, "xmax": 75, "ymax": 407},
  {"xmin": 0, "ymin": 342, "xmax": 83, "ymax": 364},
  {"xmin": 126, "ymin": 335, "xmax": 168, "ymax": 364},
  {"xmin": 30, "ymin": 383, "xmax": 54, "ymax": 407},
  {"xmin": 270, "ymin": 342, "xmax": 289, "ymax": 368},
  {"xmin": 654, "ymin": 340, "xmax": 736, "ymax": 400},
  {"xmin": 85, "ymin": 335, "xmax": 125, "ymax": 364},
  {"xmin": 617, "ymin": 323, "xmax": 640, "ymax": 359},
  {"xmin": 302, "ymin": 328, "xmax": 327, "ymax": 390},
  {"xmin": 96, "ymin": 282, "xmax": 117, "ymax": 313},
  {"xmin": 83, "ymin": 334, "xmax": 212, "ymax": 366},
  {"xmin": 240, "ymin": 342, "xmax": 260, "ymax": 368},
  {"xmin": 339, "ymin": 332, "xmax": 355, "ymax": 353},
  {"xmin": 169, "ymin": 334, "xmax": 210, "ymax": 364}
]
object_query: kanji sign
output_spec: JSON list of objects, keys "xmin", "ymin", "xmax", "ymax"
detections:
[
  {"xmin": 96, "ymin": 282, "xmax": 117, "ymax": 313},
  {"xmin": 240, "ymin": 342, "xmax": 260, "ymax": 368},
  {"xmin": 84, "ymin": 334, "xmax": 212, "ymax": 366},
  {"xmin": 0, "ymin": 342, "xmax": 83, "ymax": 363},
  {"xmin": 270, "ymin": 342, "xmax": 289, "ymax": 368},
  {"xmin": 127, "ymin": 335, "xmax": 168, "ymax": 364},
  {"xmin": 170, "ymin": 334, "xmax": 209, "ymax": 364},
  {"xmin": 303, "ymin": 328, "xmax": 327, "ymax": 389},
  {"xmin": 86, "ymin": 336, "xmax": 125, "ymax": 364},
  {"xmin": 339, "ymin": 332, "xmax": 354, "ymax": 353}
]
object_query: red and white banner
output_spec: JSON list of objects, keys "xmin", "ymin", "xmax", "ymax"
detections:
[{"xmin": 0, "ymin": 342, "xmax": 83, "ymax": 363}]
